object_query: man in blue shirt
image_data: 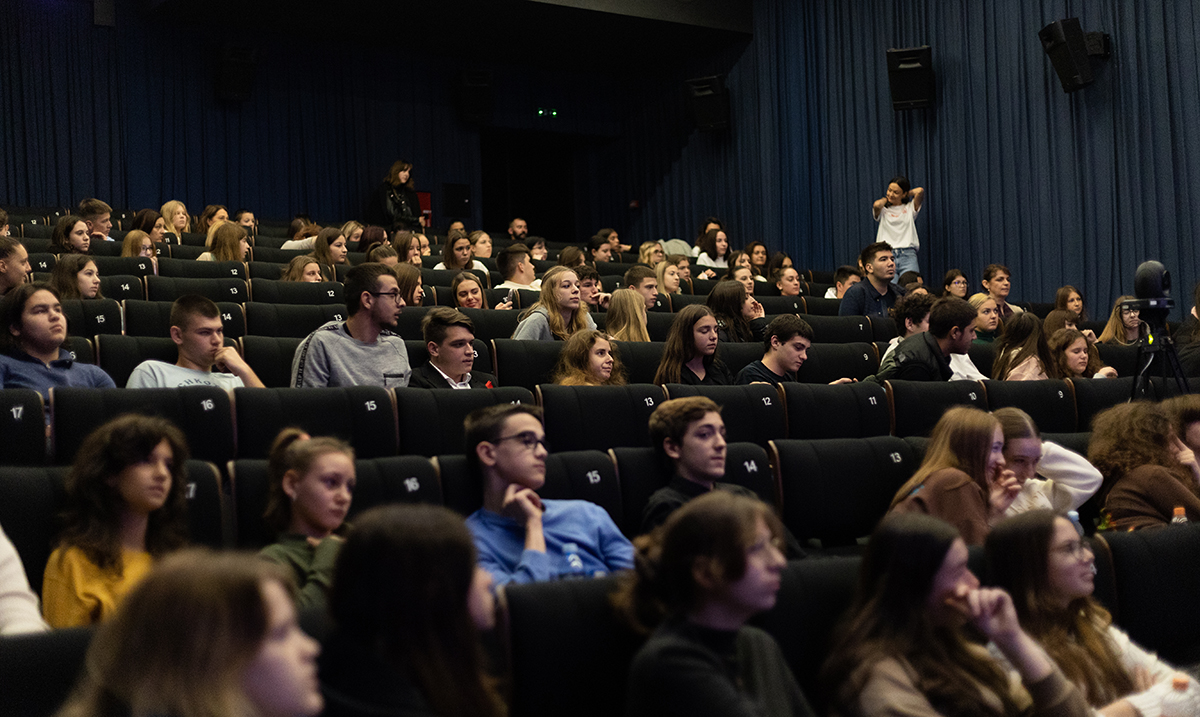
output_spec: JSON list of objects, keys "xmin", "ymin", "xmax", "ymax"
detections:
[
  {"xmin": 0, "ymin": 282, "xmax": 114, "ymax": 400},
  {"xmin": 464, "ymin": 403, "xmax": 633, "ymax": 585},
  {"xmin": 838, "ymin": 242, "xmax": 905, "ymax": 318}
]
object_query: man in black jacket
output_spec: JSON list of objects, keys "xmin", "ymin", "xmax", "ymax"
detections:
[
  {"xmin": 409, "ymin": 307, "xmax": 498, "ymax": 389},
  {"xmin": 870, "ymin": 296, "xmax": 977, "ymax": 382}
]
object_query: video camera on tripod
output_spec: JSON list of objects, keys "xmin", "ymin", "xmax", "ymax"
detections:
[{"xmin": 1125, "ymin": 261, "xmax": 1188, "ymax": 398}]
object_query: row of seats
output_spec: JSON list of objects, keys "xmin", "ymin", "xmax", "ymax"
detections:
[
  {"xmin": 1, "ymin": 374, "xmax": 1171, "ymax": 469},
  {"xmin": 5, "ymin": 516, "xmax": 1199, "ymax": 717}
]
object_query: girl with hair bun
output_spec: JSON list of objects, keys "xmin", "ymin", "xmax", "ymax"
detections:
[
  {"xmin": 42, "ymin": 414, "xmax": 190, "ymax": 628},
  {"xmin": 259, "ymin": 428, "xmax": 356, "ymax": 609},
  {"xmin": 320, "ymin": 504, "xmax": 504, "ymax": 717},
  {"xmin": 617, "ymin": 491, "xmax": 814, "ymax": 717}
]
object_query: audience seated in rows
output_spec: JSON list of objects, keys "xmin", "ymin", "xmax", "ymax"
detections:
[
  {"xmin": 839, "ymin": 242, "xmax": 902, "ymax": 318},
  {"xmin": 511, "ymin": 266, "xmax": 596, "ymax": 341},
  {"xmin": 127, "ymin": 295, "xmax": 265, "ymax": 389},
  {"xmin": 881, "ymin": 292, "xmax": 985, "ymax": 381},
  {"xmin": 992, "ymin": 313, "xmax": 1054, "ymax": 381},
  {"xmin": 653, "ymin": 304, "xmax": 733, "ymax": 386},
  {"xmin": 870, "ymin": 296, "xmax": 977, "ymax": 383}
]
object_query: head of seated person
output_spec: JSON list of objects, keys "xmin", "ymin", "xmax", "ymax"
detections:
[
  {"xmin": 1043, "ymin": 309, "xmax": 1081, "ymax": 336},
  {"xmin": 394, "ymin": 262, "xmax": 424, "ymax": 307},
  {"xmin": 465, "ymin": 403, "xmax": 548, "ymax": 501},
  {"xmin": 121, "ymin": 230, "xmax": 156, "ymax": 263},
  {"xmin": 282, "ymin": 256, "xmax": 324, "ymax": 283},
  {"xmin": 638, "ymin": 241, "xmax": 664, "ymax": 267},
  {"xmin": 312, "ymin": 227, "xmax": 348, "ymax": 266},
  {"xmin": 52, "ymin": 215, "xmax": 91, "ymax": 255},
  {"xmin": 757, "ymin": 314, "xmax": 814, "ymax": 379},
  {"xmin": 234, "ymin": 209, "xmax": 257, "ymax": 233},
  {"xmin": 557, "ymin": 245, "xmax": 585, "ymax": 269},
  {"xmin": 131, "ymin": 209, "xmax": 167, "ymax": 245},
  {"xmin": 421, "ymin": 307, "xmax": 480, "ymax": 385},
  {"xmin": 892, "ymin": 292, "xmax": 936, "ymax": 339},
  {"xmin": 0, "ymin": 236, "xmax": 31, "ymax": 297},
  {"xmin": 264, "ymin": 428, "xmax": 356, "ymax": 543},
  {"xmin": 160, "ymin": 200, "xmax": 190, "ymax": 236},
  {"xmin": 587, "ymin": 234, "xmax": 612, "ymax": 264},
  {"xmin": 468, "ymin": 230, "xmax": 492, "ymax": 259},
  {"xmin": 51, "ymin": 253, "xmax": 102, "ymax": 300},
  {"xmin": 363, "ymin": 242, "xmax": 398, "ymax": 267},
  {"xmin": 78, "ymin": 198, "xmax": 112, "ymax": 239},
  {"xmin": 206, "ymin": 222, "xmax": 249, "ymax": 263},
  {"xmin": 605, "ymin": 289, "xmax": 649, "ymax": 343},
  {"xmin": 774, "ymin": 266, "xmax": 803, "ymax": 297},
  {"xmin": 56, "ymin": 548, "xmax": 322, "ymax": 716},
  {"xmin": 441, "ymin": 231, "xmax": 473, "ymax": 272},
  {"xmin": 498, "ymin": 243, "xmax": 535, "ymax": 285},
  {"xmin": 552, "ymin": 329, "xmax": 626, "ymax": 386},
  {"xmin": 655, "ymin": 259, "xmax": 681, "ymax": 296},
  {"xmin": 649, "ymin": 395, "xmax": 726, "ymax": 485},
  {"xmin": 196, "ymin": 204, "xmax": 229, "ymax": 237}
]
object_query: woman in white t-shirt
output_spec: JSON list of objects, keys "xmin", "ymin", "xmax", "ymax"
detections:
[
  {"xmin": 694, "ymin": 228, "xmax": 730, "ymax": 279},
  {"xmin": 871, "ymin": 175, "xmax": 925, "ymax": 278}
]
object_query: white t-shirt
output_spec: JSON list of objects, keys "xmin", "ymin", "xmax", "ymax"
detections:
[
  {"xmin": 434, "ymin": 260, "xmax": 488, "ymax": 272},
  {"xmin": 880, "ymin": 335, "xmax": 985, "ymax": 380},
  {"xmin": 824, "ymin": 287, "xmax": 838, "ymax": 299},
  {"xmin": 874, "ymin": 200, "xmax": 921, "ymax": 250},
  {"xmin": 126, "ymin": 360, "xmax": 245, "ymax": 389}
]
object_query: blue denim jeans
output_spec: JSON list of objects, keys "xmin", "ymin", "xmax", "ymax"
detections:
[{"xmin": 892, "ymin": 247, "xmax": 920, "ymax": 283}]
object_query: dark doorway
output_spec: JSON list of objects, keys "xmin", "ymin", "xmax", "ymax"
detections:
[{"xmin": 481, "ymin": 129, "xmax": 578, "ymax": 243}]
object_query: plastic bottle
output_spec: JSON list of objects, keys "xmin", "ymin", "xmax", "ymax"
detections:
[
  {"xmin": 561, "ymin": 542, "xmax": 587, "ymax": 579},
  {"xmin": 1171, "ymin": 507, "xmax": 1189, "ymax": 525},
  {"xmin": 1160, "ymin": 675, "xmax": 1200, "ymax": 717},
  {"xmin": 1067, "ymin": 510, "xmax": 1085, "ymax": 536}
]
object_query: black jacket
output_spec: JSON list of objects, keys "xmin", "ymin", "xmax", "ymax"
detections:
[
  {"xmin": 870, "ymin": 331, "xmax": 951, "ymax": 383},
  {"xmin": 408, "ymin": 361, "xmax": 498, "ymax": 389}
]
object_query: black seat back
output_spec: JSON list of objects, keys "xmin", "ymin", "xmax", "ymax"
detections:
[
  {"xmin": 782, "ymin": 382, "xmax": 890, "ymax": 439},
  {"xmin": 393, "ymin": 387, "xmax": 535, "ymax": 457},
  {"xmin": 234, "ymin": 386, "xmax": 398, "ymax": 460}
]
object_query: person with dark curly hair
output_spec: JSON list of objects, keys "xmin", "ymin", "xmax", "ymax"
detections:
[{"xmin": 41, "ymin": 414, "xmax": 191, "ymax": 627}]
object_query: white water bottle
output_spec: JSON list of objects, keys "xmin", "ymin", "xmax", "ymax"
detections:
[{"xmin": 1161, "ymin": 676, "xmax": 1200, "ymax": 717}]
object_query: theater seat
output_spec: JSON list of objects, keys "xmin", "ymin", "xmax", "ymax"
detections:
[
  {"xmin": 59, "ymin": 299, "xmax": 121, "ymax": 338},
  {"xmin": 782, "ymin": 382, "xmax": 890, "ymax": 439},
  {"xmin": 457, "ymin": 308, "xmax": 521, "ymax": 343},
  {"xmin": 89, "ymin": 255, "xmax": 154, "ymax": 278},
  {"xmin": 886, "ymin": 379, "xmax": 987, "ymax": 437},
  {"xmin": 50, "ymin": 387, "xmax": 236, "ymax": 467},
  {"xmin": 26, "ymin": 252, "xmax": 55, "ymax": 273},
  {"xmin": 614, "ymin": 341, "xmax": 666, "ymax": 385},
  {"xmin": 796, "ymin": 342, "xmax": 879, "ymax": 384},
  {"xmin": 229, "ymin": 456, "xmax": 442, "ymax": 549},
  {"xmin": 536, "ymin": 450, "xmax": 625, "ymax": 529},
  {"xmin": 0, "ymin": 627, "xmax": 91, "ymax": 717},
  {"xmin": 663, "ymin": 384, "xmax": 786, "ymax": 447},
  {"xmin": 434, "ymin": 454, "xmax": 482, "ymax": 517},
  {"xmin": 537, "ymin": 384, "xmax": 665, "ymax": 452},
  {"xmin": 610, "ymin": 443, "xmax": 777, "ymax": 538},
  {"xmin": 867, "ymin": 315, "xmax": 899, "ymax": 341},
  {"xmin": 157, "ymin": 257, "xmax": 247, "ymax": 280},
  {"xmin": 800, "ymin": 296, "xmax": 840, "ymax": 316},
  {"xmin": 801, "ymin": 315, "xmax": 873, "ymax": 343},
  {"xmin": 393, "ymin": 386, "xmax": 535, "ymax": 457},
  {"xmin": 968, "ymin": 342, "xmax": 997, "ymax": 378},
  {"xmin": 244, "ymin": 302, "xmax": 346, "ymax": 338},
  {"xmin": 248, "ymin": 278, "xmax": 343, "ymax": 306},
  {"xmin": 123, "ymin": 299, "xmax": 246, "ymax": 339},
  {"xmin": 98, "ymin": 275, "xmax": 145, "ymax": 301},
  {"xmin": 234, "ymin": 386, "xmax": 398, "ymax": 460},
  {"xmin": 247, "ymin": 261, "xmax": 286, "ymax": 280},
  {"xmin": 147, "ymin": 276, "xmax": 248, "ymax": 303},
  {"xmin": 1096, "ymin": 343, "xmax": 1139, "ymax": 379},
  {"xmin": 770, "ymin": 436, "xmax": 919, "ymax": 549},
  {"xmin": 1099, "ymin": 524, "xmax": 1200, "ymax": 664},
  {"xmin": 982, "ymin": 379, "xmax": 1077, "ymax": 433},
  {"xmin": 1070, "ymin": 376, "xmax": 1135, "ymax": 431},
  {"xmin": 757, "ymin": 295, "xmax": 804, "ymax": 315},
  {"xmin": 501, "ymin": 576, "xmax": 645, "ymax": 717},
  {"xmin": 718, "ymin": 342, "xmax": 766, "ymax": 377},
  {"xmin": 0, "ymin": 389, "xmax": 47, "ymax": 464},
  {"xmin": 403, "ymin": 338, "xmax": 492, "ymax": 376},
  {"xmin": 645, "ymin": 311, "xmax": 675, "ymax": 341},
  {"xmin": 492, "ymin": 339, "xmax": 564, "ymax": 391},
  {"xmin": 240, "ymin": 336, "xmax": 302, "ymax": 388}
]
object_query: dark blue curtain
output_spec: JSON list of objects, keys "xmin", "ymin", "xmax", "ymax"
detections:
[{"xmin": 583, "ymin": 0, "xmax": 1200, "ymax": 316}]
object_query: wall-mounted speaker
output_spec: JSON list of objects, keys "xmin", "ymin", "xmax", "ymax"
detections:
[
  {"xmin": 685, "ymin": 75, "xmax": 730, "ymax": 132},
  {"xmin": 886, "ymin": 46, "xmax": 934, "ymax": 110},
  {"xmin": 1039, "ymin": 18, "xmax": 1093, "ymax": 93},
  {"xmin": 457, "ymin": 71, "xmax": 494, "ymax": 126}
]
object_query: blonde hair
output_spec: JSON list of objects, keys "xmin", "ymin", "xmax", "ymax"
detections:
[
  {"xmin": 518, "ymin": 266, "xmax": 591, "ymax": 340},
  {"xmin": 638, "ymin": 241, "xmax": 662, "ymax": 266},
  {"xmin": 121, "ymin": 230, "xmax": 152, "ymax": 259},
  {"xmin": 552, "ymin": 330, "xmax": 627, "ymax": 386},
  {"xmin": 655, "ymin": 260, "xmax": 680, "ymax": 295},
  {"xmin": 604, "ymin": 289, "xmax": 650, "ymax": 342},
  {"xmin": 159, "ymin": 200, "xmax": 190, "ymax": 235},
  {"xmin": 281, "ymin": 256, "xmax": 321, "ymax": 282},
  {"xmin": 890, "ymin": 406, "xmax": 1000, "ymax": 509}
]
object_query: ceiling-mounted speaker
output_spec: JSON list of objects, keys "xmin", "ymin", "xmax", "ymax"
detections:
[
  {"xmin": 685, "ymin": 75, "xmax": 730, "ymax": 132},
  {"xmin": 1039, "ymin": 18, "xmax": 1094, "ymax": 93}
]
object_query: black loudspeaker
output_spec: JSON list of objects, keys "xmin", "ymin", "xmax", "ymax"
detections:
[
  {"xmin": 1039, "ymin": 18, "xmax": 1093, "ymax": 92},
  {"xmin": 886, "ymin": 46, "xmax": 934, "ymax": 110},
  {"xmin": 685, "ymin": 76, "xmax": 730, "ymax": 132},
  {"xmin": 216, "ymin": 47, "xmax": 257, "ymax": 103},
  {"xmin": 457, "ymin": 71, "xmax": 494, "ymax": 125},
  {"xmin": 442, "ymin": 184, "xmax": 471, "ymax": 219}
]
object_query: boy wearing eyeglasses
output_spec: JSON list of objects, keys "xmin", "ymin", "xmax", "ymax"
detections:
[
  {"xmin": 291, "ymin": 262, "xmax": 411, "ymax": 388},
  {"xmin": 464, "ymin": 404, "xmax": 633, "ymax": 585}
]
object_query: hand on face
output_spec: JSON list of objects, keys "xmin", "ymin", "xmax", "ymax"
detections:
[
  {"xmin": 501, "ymin": 483, "xmax": 544, "ymax": 526},
  {"xmin": 988, "ymin": 468, "xmax": 1021, "ymax": 517}
]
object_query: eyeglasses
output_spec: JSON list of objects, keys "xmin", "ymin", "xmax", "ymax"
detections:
[
  {"xmin": 369, "ymin": 291, "xmax": 405, "ymax": 303},
  {"xmin": 1120, "ymin": 308, "xmax": 1140, "ymax": 316},
  {"xmin": 494, "ymin": 432, "xmax": 549, "ymax": 452},
  {"xmin": 1052, "ymin": 539, "xmax": 1093, "ymax": 560}
]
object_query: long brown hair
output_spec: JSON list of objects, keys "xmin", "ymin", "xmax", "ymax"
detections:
[
  {"xmin": 985, "ymin": 511, "xmax": 1134, "ymax": 706},
  {"xmin": 706, "ymin": 280, "xmax": 753, "ymax": 342},
  {"xmin": 890, "ymin": 407, "xmax": 1000, "ymax": 509},
  {"xmin": 612, "ymin": 492, "xmax": 782, "ymax": 633},
  {"xmin": 57, "ymin": 414, "xmax": 190, "ymax": 571},
  {"xmin": 262, "ymin": 428, "xmax": 355, "ymax": 535},
  {"xmin": 1097, "ymin": 296, "xmax": 1138, "ymax": 345},
  {"xmin": 1087, "ymin": 402, "xmax": 1193, "ymax": 502},
  {"xmin": 517, "ymin": 266, "xmax": 590, "ymax": 340},
  {"xmin": 552, "ymin": 330, "xmax": 627, "ymax": 386},
  {"xmin": 991, "ymin": 313, "xmax": 1057, "ymax": 380},
  {"xmin": 654, "ymin": 304, "xmax": 718, "ymax": 385},
  {"xmin": 50, "ymin": 254, "xmax": 102, "ymax": 300},
  {"xmin": 1054, "ymin": 285, "xmax": 1088, "ymax": 320},
  {"xmin": 56, "ymin": 550, "xmax": 295, "ymax": 717},
  {"xmin": 1048, "ymin": 328, "xmax": 1107, "ymax": 378},
  {"xmin": 823, "ymin": 514, "xmax": 1018, "ymax": 717},
  {"xmin": 207, "ymin": 223, "xmax": 247, "ymax": 263},
  {"xmin": 330, "ymin": 505, "xmax": 505, "ymax": 717}
]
